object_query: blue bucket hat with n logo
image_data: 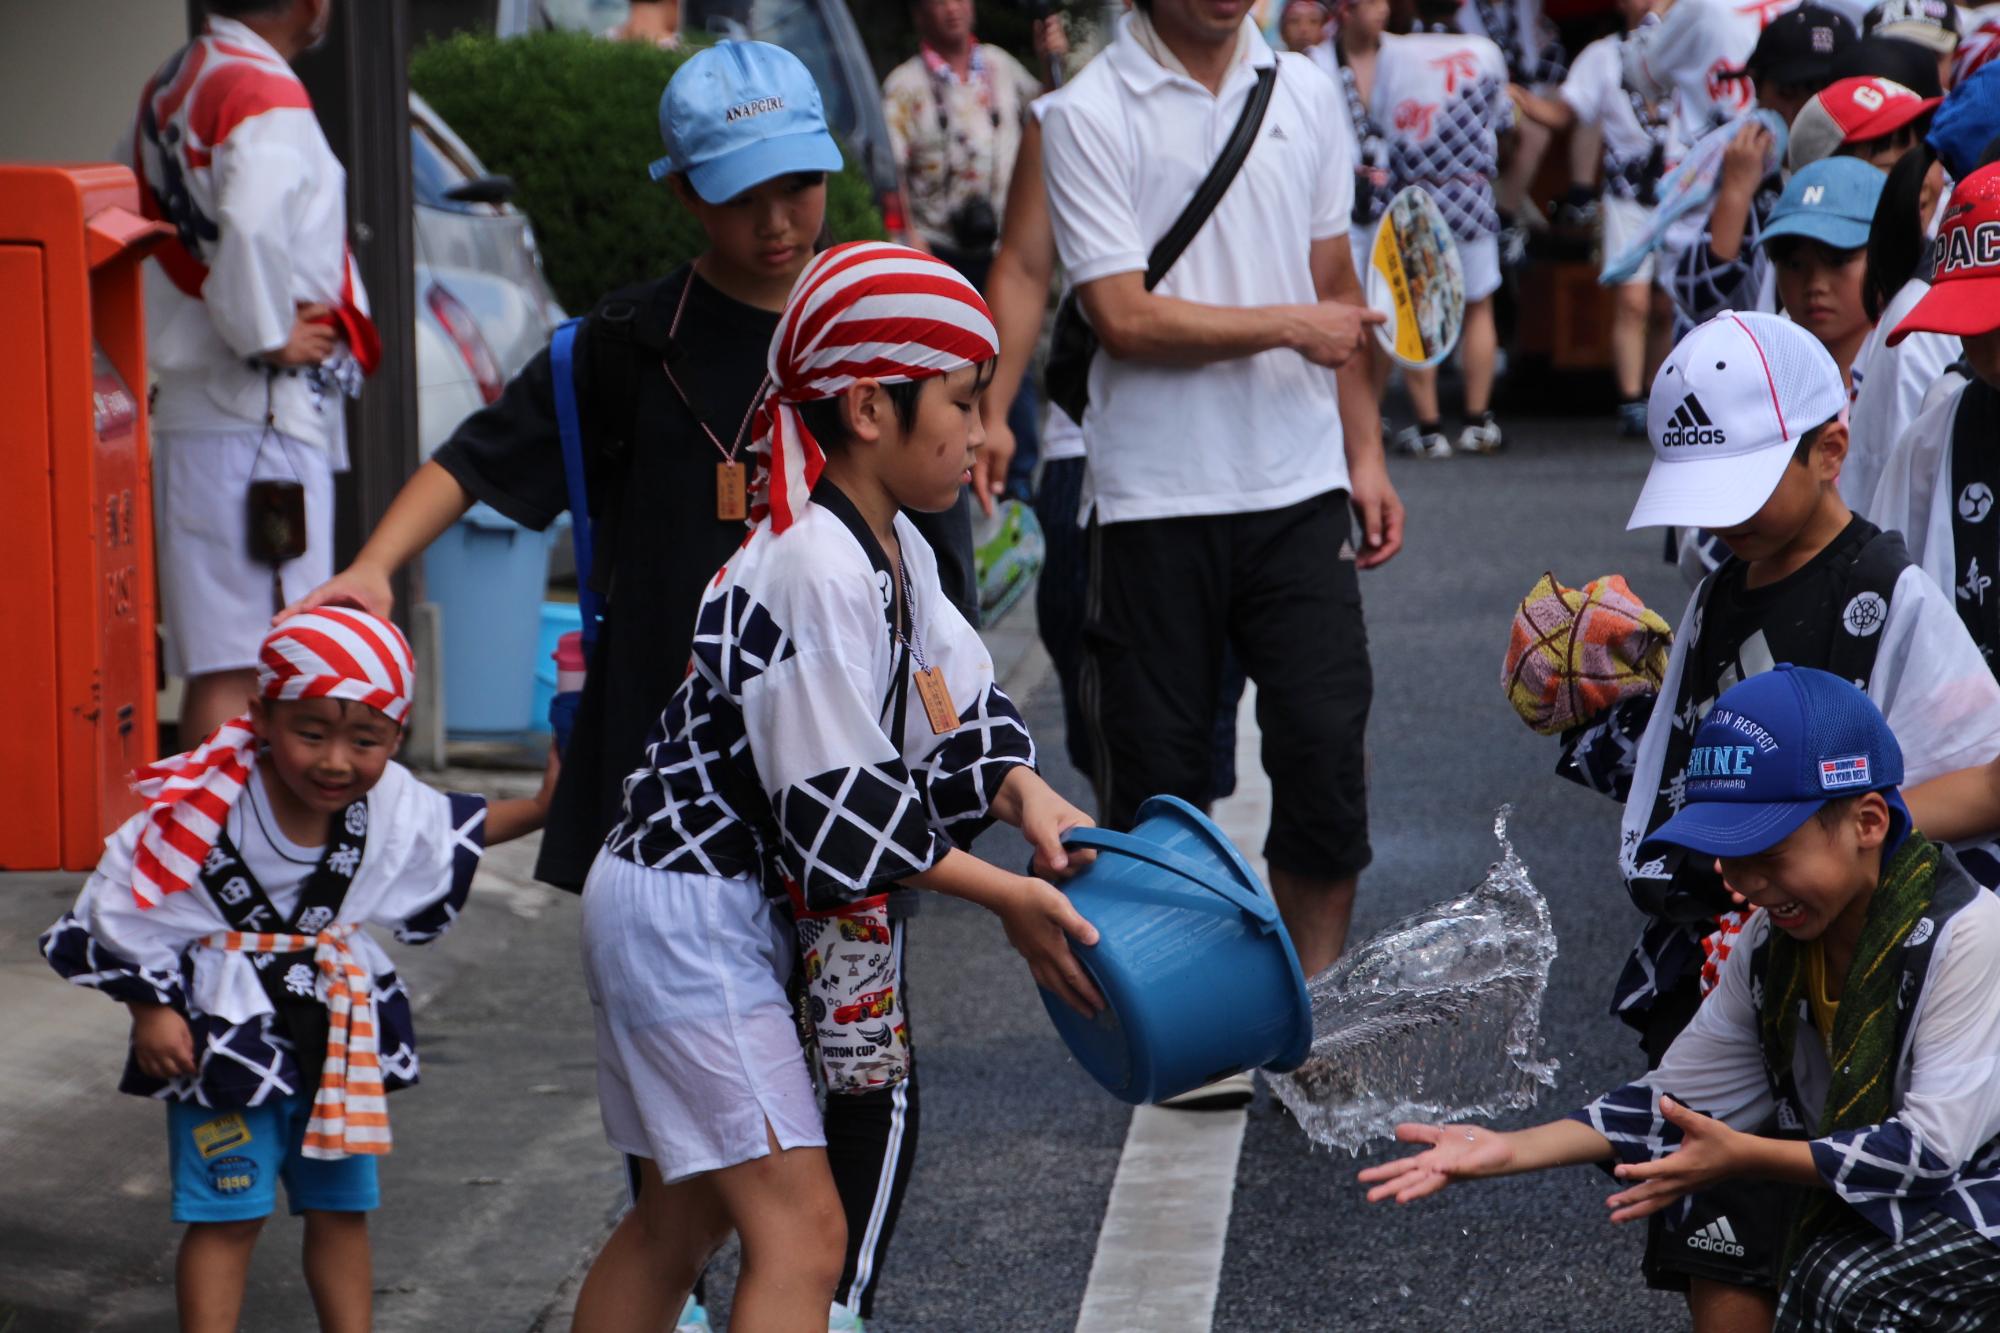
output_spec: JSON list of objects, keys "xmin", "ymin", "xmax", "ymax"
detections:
[{"xmin": 650, "ymin": 41, "xmax": 843, "ymax": 202}]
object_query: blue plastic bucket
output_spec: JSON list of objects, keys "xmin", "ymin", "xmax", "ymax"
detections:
[
  {"xmin": 529, "ymin": 601, "xmax": 583, "ymax": 739},
  {"xmin": 1041, "ymin": 796, "xmax": 1313, "ymax": 1105},
  {"xmin": 422, "ymin": 503, "xmax": 556, "ymax": 737}
]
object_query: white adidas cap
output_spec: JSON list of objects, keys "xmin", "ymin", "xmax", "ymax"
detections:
[{"xmin": 1627, "ymin": 311, "xmax": 1848, "ymax": 531}]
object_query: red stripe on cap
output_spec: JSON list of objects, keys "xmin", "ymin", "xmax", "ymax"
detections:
[{"xmin": 1728, "ymin": 312, "xmax": 1787, "ymax": 439}]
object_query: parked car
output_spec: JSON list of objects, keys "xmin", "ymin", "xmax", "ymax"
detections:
[
  {"xmin": 409, "ymin": 91, "xmax": 566, "ymax": 458},
  {"xmin": 496, "ymin": 0, "xmax": 911, "ymax": 234}
]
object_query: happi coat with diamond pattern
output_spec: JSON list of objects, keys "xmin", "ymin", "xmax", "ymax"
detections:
[
  {"xmin": 41, "ymin": 763, "xmax": 486, "ymax": 1108},
  {"xmin": 606, "ymin": 483, "xmax": 1034, "ymax": 911}
]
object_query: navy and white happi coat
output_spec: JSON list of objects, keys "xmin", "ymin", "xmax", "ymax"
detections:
[
  {"xmin": 41, "ymin": 762, "xmax": 486, "ymax": 1109},
  {"xmin": 607, "ymin": 483, "xmax": 1036, "ymax": 912},
  {"xmin": 1573, "ymin": 890, "xmax": 2000, "ymax": 1249}
]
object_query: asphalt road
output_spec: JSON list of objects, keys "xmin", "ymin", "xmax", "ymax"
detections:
[{"xmin": 0, "ymin": 414, "xmax": 1701, "ymax": 1331}]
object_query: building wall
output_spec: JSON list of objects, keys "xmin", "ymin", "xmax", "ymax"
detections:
[{"xmin": 0, "ymin": 4, "xmax": 189, "ymax": 163}]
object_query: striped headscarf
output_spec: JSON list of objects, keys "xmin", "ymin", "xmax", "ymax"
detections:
[
  {"xmin": 130, "ymin": 608, "xmax": 415, "ymax": 909},
  {"xmin": 751, "ymin": 241, "xmax": 998, "ymax": 534}
]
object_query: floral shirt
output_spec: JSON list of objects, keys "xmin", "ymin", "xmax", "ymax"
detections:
[{"xmin": 883, "ymin": 42, "xmax": 1040, "ymax": 252}]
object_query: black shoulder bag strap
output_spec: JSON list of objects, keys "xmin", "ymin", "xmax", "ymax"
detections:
[
  {"xmin": 199, "ymin": 800, "xmax": 368, "ymax": 1091},
  {"xmin": 1044, "ymin": 62, "xmax": 1279, "ymax": 422}
]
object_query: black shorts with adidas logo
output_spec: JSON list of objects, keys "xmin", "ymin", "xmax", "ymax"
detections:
[{"xmin": 1645, "ymin": 1173, "xmax": 1806, "ymax": 1293}]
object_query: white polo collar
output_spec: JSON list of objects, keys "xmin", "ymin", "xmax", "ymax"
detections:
[{"xmin": 1108, "ymin": 11, "xmax": 1274, "ymax": 98}]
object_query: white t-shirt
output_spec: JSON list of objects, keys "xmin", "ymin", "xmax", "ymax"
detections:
[
  {"xmin": 1844, "ymin": 278, "xmax": 1963, "ymax": 519},
  {"xmin": 1561, "ymin": 32, "xmax": 1663, "ymax": 196},
  {"xmin": 227, "ymin": 768, "xmax": 319, "ymax": 915},
  {"xmin": 1371, "ymin": 30, "xmax": 1513, "ymax": 239},
  {"xmin": 1041, "ymin": 15, "xmax": 1355, "ymax": 524}
]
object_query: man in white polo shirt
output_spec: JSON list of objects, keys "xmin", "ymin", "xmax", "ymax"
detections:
[{"xmin": 1042, "ymin": 0, "xmax": 1401, "ymax": 985}]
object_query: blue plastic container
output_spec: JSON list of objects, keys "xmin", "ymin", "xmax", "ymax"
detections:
[
  {"xmin": 529, "ymin": 600, "xmax": 584, "ymax": 739},
  {"xmin": 422, "ymin": 503, "xmax": 557, "ymax": 737},
  {"xmin": 1042, "ymin": 796, "xmax": 1313, "ymax": 1105}
]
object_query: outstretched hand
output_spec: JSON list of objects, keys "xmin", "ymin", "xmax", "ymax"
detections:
[
  {"xmin": 1603, "ymin": 1096, "xmax": 1741, "ymax": 1223},
  {"xmin": 1357, "ymin": 1123, "xmax": 1516, "ymax": 1203}
]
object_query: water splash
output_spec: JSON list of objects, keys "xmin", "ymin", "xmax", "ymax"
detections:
[{"xmin": 1268, "ymin": 807, "xmax": 1559, "ymax": 1152}]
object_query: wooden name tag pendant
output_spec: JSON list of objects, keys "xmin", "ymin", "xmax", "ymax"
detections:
[
  {"xmin": 716, "ymin": 461, "xmax": 748, "ymax": 521},
  {"xmin": 915, "ymin": 666, "xmax": 957, "ymax": 735}
]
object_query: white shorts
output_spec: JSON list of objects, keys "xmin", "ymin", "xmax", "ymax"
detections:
[
  {"xmin": 580, "ymin": 853, "xmax": 824, "ymax": 1185},
  {"xmin": 1600, "ymin": 195, "xmax": 1658, "ymax": 286},
  {"xmin": 153, "ymin": 429, "xmax": 334, "ymax": 678},
  {"xmin": 1460, "ymin": 233, "xmax": 1502, "ymax": 302}
]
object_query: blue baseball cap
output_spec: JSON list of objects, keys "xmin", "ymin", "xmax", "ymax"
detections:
[
  {"xmin": 649, "ymin": 41, "xmax": 844, "ymax": 202},
  {"xmin": 1929, "ymin": 62, "xmax": 2000, "ymax": 180},
  {"xmin": 1642, "ymin": 665, "xmax": 1906, "ymax": 860},
  {"xmin": 1759, "ymin": 156, "xmax": 1886, "ymax": 252}
]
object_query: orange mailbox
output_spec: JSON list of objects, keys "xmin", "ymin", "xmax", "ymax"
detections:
[{"xmin": 0, "ymin": 165, "xmax": 173, "ymax": 870}]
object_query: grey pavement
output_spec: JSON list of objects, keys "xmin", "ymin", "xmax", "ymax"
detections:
[{"xmin": 3, "ymin": 415, "xmax": 1696, "ymax": 1331}]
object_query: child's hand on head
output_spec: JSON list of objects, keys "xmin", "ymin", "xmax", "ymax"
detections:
[
  {"xmin": 1603, "ymin": 1096, "xmax": 1741, "ymax": 1222},
  {"xmin": 129, "ymin": 1003, "xmax": 197, "ymax": 1080},
  {"xmin": 1358, "ymin": 1123, "xmax": 1517, "ymax": 1203}
]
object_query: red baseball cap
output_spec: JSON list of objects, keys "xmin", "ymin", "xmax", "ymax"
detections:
[
  {"xmin": 1786, "ymin": 76, "xmax": 1940, "ymax": 170},
  {"xmin": 1890, "ymin": 163, "xmax": 2000, "ymax": 344}
]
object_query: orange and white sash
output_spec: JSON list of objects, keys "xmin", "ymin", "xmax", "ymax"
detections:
[{"xmin": 202, "ymin": 923, "xmax": 390, "ymax": 1160}]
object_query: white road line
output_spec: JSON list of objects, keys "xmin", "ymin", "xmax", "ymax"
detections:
[
  {"xmin": 1074, "ymin": 1105, "xmax": 1249, "ymax": 1332},
  {"xmin": 1075, "ymin": 687, "xmax": 1268, "ymax": 1333}
]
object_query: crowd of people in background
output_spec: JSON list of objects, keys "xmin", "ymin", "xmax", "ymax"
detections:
[{"xmin": 42, "ymin": 0, "xmax": 2000, "ymax": 1328}]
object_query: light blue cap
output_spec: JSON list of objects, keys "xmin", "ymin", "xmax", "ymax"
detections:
[
  {"xmin": 649, "ymin": 41, "xmax": 844, "ymax": 201},
  {"xmin": 1759, "ymin": 156, "xmax": 1886, "ymax": 252}
]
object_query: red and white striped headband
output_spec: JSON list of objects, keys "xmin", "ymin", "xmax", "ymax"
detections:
[
  {"xmin": 128, "ymin": 608, "xmax": 415, "ymax": 908},
  {"xmin": 750, "ymin": 241, "xmax": 998, "ymax": 534}
]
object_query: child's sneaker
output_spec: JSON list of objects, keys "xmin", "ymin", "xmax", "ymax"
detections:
[
  {"xmin": 1456, "ymin": 413, "xmax": 1505, "ymax": 455},
  {"xmin": 1393, "ymin": 424, "xmax": 1452, "ymax": 459},
  {"xmin": 677, "ymin": 1296, "xmax": 713, "ymax": 1331},
  {"xmin": 828, "ymin": 1302, "xmax": 867, "ymax": 1332},
  {"xmin": 1617, "ymin": 399, "xmax": 1648, "ymax": 439},
  {"xmin": 972, "ymin": 497, "xmax": 1045, "ymax": 628}
]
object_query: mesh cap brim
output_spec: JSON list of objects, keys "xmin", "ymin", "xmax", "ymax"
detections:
[
  {"xmin": 1640, "ymin": 796, "xmax": 1823, "ymax": 860},
  {"xmin": 1626, "ymin": 438, "xmax": 1799, "ymax": 530}
]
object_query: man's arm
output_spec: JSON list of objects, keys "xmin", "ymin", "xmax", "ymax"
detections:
[
  {"xmin": 1074, "ymin": 272, "xmax": 1380, "ymax": 368},
  {"xmin": 976, "ymin": 117, "xmax": 1060, "ymax": 512},
  {"xmin": 279, "ymin": 460, "xmax": 474, "ymax": 620},
  {"xmin": 1044, "ymin": 90, "xmax": 1383, "ymax": 369},
  {"xmin": 1314, "ymin": 233, "xmax": 1404, "ymax": 567}
]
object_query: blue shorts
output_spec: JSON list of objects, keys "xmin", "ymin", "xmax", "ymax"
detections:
[{"xmin": 167, "ymin": 1094, "xmax": 380, "ymax": 1223}]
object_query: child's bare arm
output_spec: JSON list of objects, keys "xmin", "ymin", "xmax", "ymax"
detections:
[
  {"xmin": 1602, "ymin": 1096, "xmax": 1819, "ymax": 1222},
  {"xmin": 1360, "ymin": 1118, "xmax": 1613, "ymax": 1203},
  {"xmin": 1903, "ymin": 757, "xmax": 2000, "ymax": 844},
  {"xmin": 127, "ymin": 1002, "xmax": 197, "ymax": 1079},
  {"xmin": 908, "ymin": 847, "xmax": 1103, "ymax": 1016},
  {"xmin": 483, "ymin": 745, "xmax": 561, "ymax": 846},
  {"xmin": 986, "ymin": 765, "xmax": 1096, "ymax": 879}
]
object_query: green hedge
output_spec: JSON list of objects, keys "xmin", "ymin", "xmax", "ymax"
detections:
[{"xmin": 409, "ymin": 31, "xmax": 885, "ymax": 315}]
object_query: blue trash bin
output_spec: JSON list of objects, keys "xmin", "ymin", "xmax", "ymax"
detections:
[
  {"xmin": 422, "ymin": 503, "xmax": 557, "ymax": 737},
  {"xmin": 1041, "ymin": 796, "xmax": 1313, "ymax": 1104}
]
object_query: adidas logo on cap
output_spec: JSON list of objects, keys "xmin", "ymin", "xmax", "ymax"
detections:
[
  {"xmin": 1686, "ymin": 1216, "xmax": 1747, "ymax": 1257},
  {"xmin": 1660, "ymin": 392, "xmax": 1728, "ymax": 448}
]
